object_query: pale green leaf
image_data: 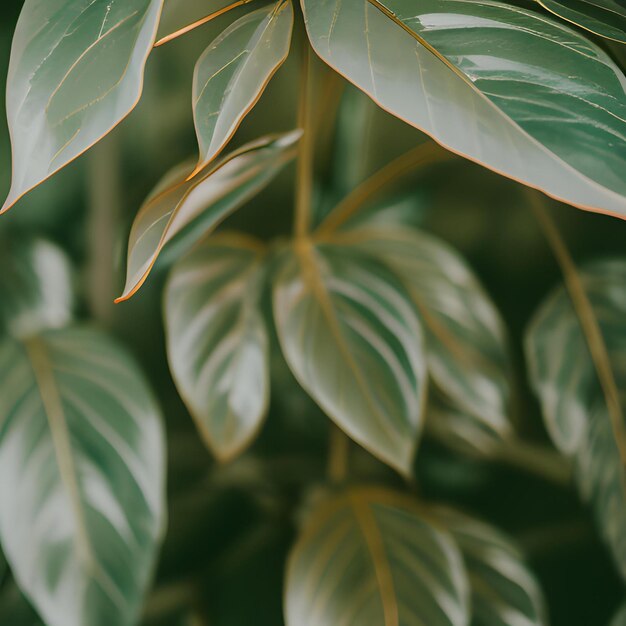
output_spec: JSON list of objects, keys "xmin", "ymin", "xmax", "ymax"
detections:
[
  {"xmin": 430, "ymin": 507, "xmax": 548, "ymax": 626},
  {"xmin": 273, "ymin": 242, "xmax": 427, "ymax": 475},
  {"xmin": 0, "ymin": 327, "xmax": 166, "ymax": 626},
  {"xmin": 165, "ymin": 233, "xmax": 270, "ymax": 461},
  {"xmin": 537, "ymin": 0, "xmax": 626, "ymax": 43},
  {"xmin": 0, "ymin": 235, "xmax": 73, "ymax": 339},
  {"xmin": 339, "ymin": 226, "xmax": 513, "ymax": 452},
  {"xmin": 526, "ymin": 259, "xmax": 626, "ymax": 581},
  {"xmin": 192, "ymin": 0, "xmax": 293, "ymax": 173},
  {"xmin": 2, "ymin": 0, "xmax": 164, "ymax": 212},
  {"xmin": 285, "ymin": 487, "xmax": 470, "ymax": 626},
  {"xmin": 610, "ymin": 604, "xmax": 626, "ymax": 626},
  {"xmin": 117, "ymin": 130, "xmax": 299, "ymax": 301},
  {"xmin": 302, "ymin": 0, "xmax": 626, "ymax": 217}
]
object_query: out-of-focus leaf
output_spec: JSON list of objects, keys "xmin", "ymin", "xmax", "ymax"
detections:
[
  {"xmin": 0, "ymin": 579, "xmax": 43, "ymax": 626},
  {"xmin": 537, "ymin": 0, "xmax": 626, "ymax": 43},
  {"xmin": 339, "ymin": 226, "xmax": 513, "ymax": 452},
  {"xmin": 0, "ymin": 235, "xmax": 73, "ymax": 338},
  {"xmin": 273, "ymin": 242, "xmax": 427, "ymax": 475},
  {"xmin": 430, "ymin": 507, "xmax": 548, "ymax": 626},
  {"xmin": 117, "ymin": 131, "xmax": 299, "ymax": 302},
  {"xmin": 165, "ymin": 234, "xmax": 269, "ymax": 461},
  {"xmin": 0, "ymin": 327, "xmax": 166, "ymax": 626},
  {"xmin": 285, "ymin": 487, "xmax": 470, "ymax": 626},
  {"xmin": 2, "ymin": 0, "xmax": 164, "ymax": 212},
  {"xmin": 192, "ymin": 1, "xmax": 293, "ymax": 173},
  {"xmin": 610, "ymin": 603, "xmax": 626, "ymax": 626},
  {"xmin": 526, "ymin": 259, "xmax": 626, "ymax": 581},
  {"xmin": 302, "ymin": 0, "xmax": 626, "ymax": 217}
]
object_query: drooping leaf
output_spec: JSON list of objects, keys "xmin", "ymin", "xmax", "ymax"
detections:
[
  {"xmin": 337, "ymin": 226, "xmax": 513, "ymax": 452},
  {"xmin": 273, "ymin": 241, "xmax": 427, "ymax": 475},
  {"xmin": 117, "ymin": 130, "xmax": 299, "ymax": 302},
  {"xmin": 165, "ymin": 234, "xmax": 270, "ymax": 461},
  {"xmin": 285, "ymin": 487, "xmax": 470, "ymax": 626},
  {"xmin": 526, "ymin": 259, "xmax": 626, "ymax": 581},
  {"xmin": 2, "ymin": 0, "xmax": 164, "ymax": 212},
  {"xmin": 430, "ymin": 507, "xmax": 548, "ymax": 626},
  {"xmin": 302, "ymin": 0, "xmax": 626, "ymax": 217},
  {"xmin": 0, "ymin": 235, "xmax": 73, "ymax": 338},
  {"xmin": 0, "ymin": 327, "xmax": 166, "ymax": 626},
  {"xmin": 192, "ymin": 0, "xmax": 293, "ymax": 173},
  {"xmin": 537, "ymin": 0, "xmax": 626, "ymax": 43}
]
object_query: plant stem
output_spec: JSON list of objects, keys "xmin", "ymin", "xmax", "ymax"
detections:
[
  {"xmin": 316, "ymin": 142, "xmax": 454, "ymax": 235},
  {"xmin": 154, "ymin": 0, "xmax": 256, "ymax": 48},
  {"xmin": 529, "ymin": 193, "xmax": 626, "ymax": 468},
  {"xmin": 87, "ymin": 133, "xmax": 121, "ymax": 326},
  {"xmin": 294, "ymin": 42, "xmax": 315, "ymax": 240},
  {"xmin": 493, "ymin": 437, "xmax": 572, "ymax": 487},
  {"xmin": 327, "ymin": 425, "xmax": 350, "ymax": 484}
]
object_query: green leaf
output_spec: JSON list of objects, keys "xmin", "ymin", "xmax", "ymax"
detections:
[
  {"xmin": 430, "ymin": 507, "xmax": 548, "ymax": 626},
  {"xmin": 117, "ymin": 130, "xmax": 299, "ymax": 302},
  {"xmin": 0, "ymin": 235, "xmax": 73, "ymax": 338},
  {"xmin": 0, "ymin": 327, "xmax": 166, "ymax": 626},
  {"xmin": 273, "ymin": 241, "xmax": 427, "ymax": 475},
  {"xmin": 164, "ymin": 233, "xmax": 269, "ymax": 461},
  {"xmin": 338, "ymin": 226, "xmax": 513, "ymax": 452},
  {"xmin": 192, "ymin": 0, "xmax": 293, "ymax": 174},
  {"xmin": 537, "ymin": 0, "xmax": 626, "ymax": 43},
  {"xmin": 610, "ymin": 604, "xmax": 626, "ymax": 626},
  {"xmin": 285, "ymin": 487, "xmax": 470, "ymax": 626},
  {"xmin": 302, "ymin": 0, "xmax": 626, "ymax": 217},
  {"xmin": 2, "ymin": 0, "xmax": 164, "ymax": 212},
  {"xmin": 525, "ymin": 259, "xmax": 626, "ymax": 581},
  {"xmin": 0, "ymin": 580, "xmax": 43, "ymax": 626}
]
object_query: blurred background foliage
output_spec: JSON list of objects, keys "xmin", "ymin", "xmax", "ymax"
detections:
[{"xmin": 1, "ymin": 1, "xmax": 625, "ymax": 624}]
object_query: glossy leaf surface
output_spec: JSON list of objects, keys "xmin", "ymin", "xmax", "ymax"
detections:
[
  {"xmin": 538, "ymin": 0, "xmax": 626, "ymax": 43},
  {"xmin": 0, "ymin": 327, "xmax": 166, "ymax": 626},
  {"xmin": 273, "ymin": 242, "xmax": 427, "ymax": 475},
  {"xmin": 431, "ymin": 507, "xmax": 547, "ymax": 626},
  {"xmin": 302, "ymin": 0, "xmax": 626, "ymax": 217},
  {"xmin": 526, "ymin": 259, "xmax": 626, "ymax": 581},
  {"xmin": 341, "ymin": 226, "xmax": 513, "ymax": 450},
  {"xmin": 285, "ymin": 487, "xmax": 469, "ymax": 626},
  {"xmin": 192, "ymin": 1, "xmax": 293, "ymax": 172},
  {"xmin": 2, "ymin": 0, "xmax": 164, "ymax": 212},
  {"xmin": 165, "ymin": 234, "xmax": 269, "ymax": 461},
  {"xmin": 0, "ymin": 236, "xmax": 73, "ymax": 338},
  {"xmin": 118, "ymin": 131, "xmax": 299, "ymax": 301}
]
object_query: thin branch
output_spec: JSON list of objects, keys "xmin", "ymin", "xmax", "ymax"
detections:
[
  {"xmin": 529, "ymin": 193, "xmax": 626, "ymax": 468},
  {"xmin": 154, "ymin": 0, "xmax": 256, "ymax": 48},
  {"xmin": 316, "ymin": 141, "xmax": 453, "ymax": 235}
]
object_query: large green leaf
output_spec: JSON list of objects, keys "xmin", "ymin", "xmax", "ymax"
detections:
[
  {"xmin": 0, "ymin": 327, "xmax": 166, "ymax": 626},
  {"xmin": 192, "ymin": 1, "xmax": 293, "ymax": 174},
  {"xmin": 430, "ymin": 507, "xmax": 548, "ymax": 626},
  {"xmin": 336, "ymin": 226, "xmax": 513, "ymax": 453},
  {"xmin": 0, "ymin": 235, "xmax": 73, "ymax": 338},
  {"xmin": 165, "ymin": 234, "xmax": 269, "ymax": 461},
  {"xmin": 525, "ymin": 259, "xmax": 626, "ymax": 581},
  {"xmin": 117, "ymin": 131, "xmax": 299, "ymax": 302},
  {"xmin": 285, "ymin": 487, "xmax": 470, "ymax": 626},
  {"xmin": 537, "ymin": 0, "xmax": 626, "ymax": 43},
  {"xmin": 273, "ymin": 241, "xmax": 427, "ymax": 475},
  {"xmin": 2, "ymin": 0, "xmax": 164, "ymax": 213},
  {"xmin": 302, "ymin": 0, "xmax": 626, "ymax": 217}
]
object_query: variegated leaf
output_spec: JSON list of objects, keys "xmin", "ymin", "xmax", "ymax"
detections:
[
  {"xmin": 192, "ymin": 0, "xmax": 293, "ymax": 173},
  {"xmin": 273, "ymin": 241, "xmax": 427, "ymax": 475},
  {"xmin": 2, "ymin": 0, "xmax": 164, "ymax": 212},
  {"xmin": 0, "ymin": 327, "xmax": 166, "ymax": 626},
  {"xmin": 285, "ymin": 487, "xmax": 470, "ymax": 626},
  {"xmin": 165, "ymin": 234, "xmax": 269, "ymax": 461}
]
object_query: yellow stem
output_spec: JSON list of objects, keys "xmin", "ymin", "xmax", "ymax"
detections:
[
  {"xmin": 328, "ymin": 425, "xmax": 350, "ymax": 483},
  {"xmin": 154, "ymin": 0, "xmax": 256, "ymax": 47},
  {"xmin": 316, "ymin": 142, "xmax": 453, "ymax": 235},
  {"xmin": 529, "ymin": 193, "xmax": 626, "ymax": 467}
]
